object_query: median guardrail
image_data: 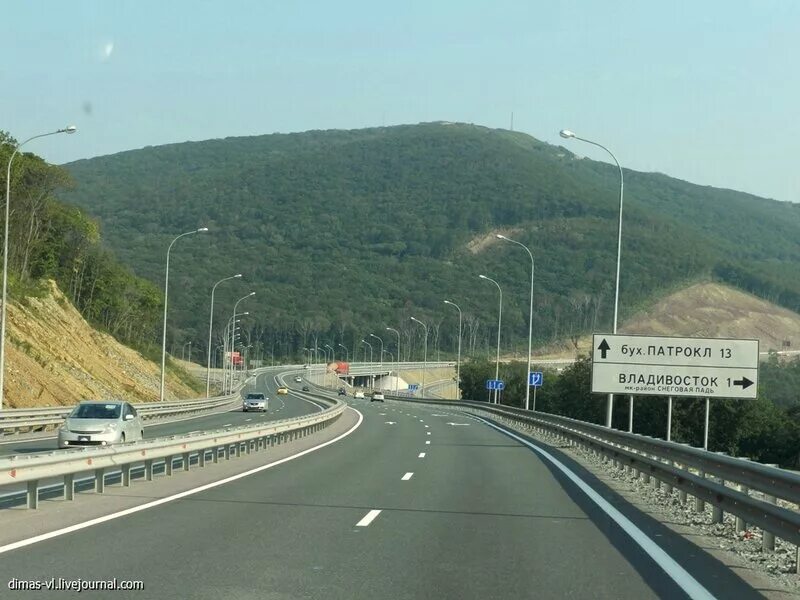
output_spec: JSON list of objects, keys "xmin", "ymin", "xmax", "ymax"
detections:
[
  {"xmin": 0, "ymin": 366, "xmax": 287, "ymax": 437},
  {"xmin": 0, "ymin": 389, "xmax": 345, "ymax": 510},
  {"xmin": 388, "ymin": 395, "xmax": 800, "ymax": 553}
]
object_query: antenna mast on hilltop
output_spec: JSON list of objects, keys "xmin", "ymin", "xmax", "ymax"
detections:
[{"xmin": 510, "ymin": 112, "xmax": 514, "ymax": 131}]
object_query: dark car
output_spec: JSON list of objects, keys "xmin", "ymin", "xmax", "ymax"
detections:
[
  {"xmin": 302, "ymin": 385, "xmax": 310, "ymax": 391},
  {"xmin": 338, "ymin": 387, "xmax": 347, "ymax": 396}
]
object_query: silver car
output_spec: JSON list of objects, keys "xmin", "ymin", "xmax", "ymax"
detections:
[
  {"xmin": 243, "ymin": 392, "xmax": 268, "ymax": 412},
  {"xmin": 58, "ymin": 401, "xmax": 144, "ymax": 449}
]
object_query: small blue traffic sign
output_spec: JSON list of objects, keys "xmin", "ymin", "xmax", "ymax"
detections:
[
  {"xmin": 408, "ymin": 384, "xmax": 420, "ymax": 392},
  {"xmin": 529, "ymin": 372, "xmax": 543, "ymax": 387},
  {"xmin": 486, "ymin": 379, "xmax": 505, "ymax": 391}
]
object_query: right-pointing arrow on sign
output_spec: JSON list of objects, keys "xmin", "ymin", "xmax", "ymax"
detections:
[
  {"xmin": 733, "ymin": 377, "xmax": 754, "ymax": 389},
  {"xmin": 597, "ymin": 338, "xmax": 610, "ymax": 359}
]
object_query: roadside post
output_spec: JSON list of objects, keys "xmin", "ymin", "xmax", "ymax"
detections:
[{"xmin": 529, "ymin": 371, "xmax": 543, "ymax": 412}]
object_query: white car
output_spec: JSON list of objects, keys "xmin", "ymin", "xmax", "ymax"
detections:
[
  {"xmin": 354, "ymin": 391, "xmax": 365, "ymax": 399},
  {"xmin": 371, "ymin": 391, "xmax": 385, "ymax": 402},
  {"xmin": 294, "ymin": 376, "xmax": 302, "ymax": 383},
  {"xmin": 58, "ymin": 401, "xmax": 144, "ymax": 449}
]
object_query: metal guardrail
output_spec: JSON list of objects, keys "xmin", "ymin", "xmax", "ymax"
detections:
[
  {"xmin": 388, "ymin": 395, "xmax": 800, "ymax": 550},
  {"xmin": 0, "ymin": 368, "xmax": 281, "ymax": 436},
  {"xmin": 0, "ymin": 395, "xmax": 243, "ymax": 437},
  {"xmin": 0, "ymin": 390, "xmax": 344, "ymax": 509}
]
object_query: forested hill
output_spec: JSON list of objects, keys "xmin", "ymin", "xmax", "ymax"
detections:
[{"xmin": 59, "ymin": 122, "xmax": 800, "ymax": 360}]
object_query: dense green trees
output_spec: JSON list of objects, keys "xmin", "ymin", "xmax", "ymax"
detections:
[
  {"xmin": 0, "ymin": 132, "xmax": 163, "ymax": 351},
  {"xmin": 460, "ymin": 354, "xmax": 800, "ymax": 468},
  {"xmin": 57, "ymin": 123, "xmax": 800, "ymax": 364}
]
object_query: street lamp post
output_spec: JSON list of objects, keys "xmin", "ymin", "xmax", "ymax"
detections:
[
  {"xmin": 325, "ymin": 344, "xmax": 336, "ymax": 387},
  {"xmin": 1, "ymin": 126, "xmax": 77, "ymax": 410},
  {"xmin": 160, "ymin": 227, "xmax": 208, "ymax": 402},
  {"xmin": 386, "ymin": 327, "xmax": 400, "ymax": 395},
  {"xmin": 369, "ymin": 333, "xmax": 384, "ymax": 366},
  {"xmin": 337, "ymin": 343, "xmax": 350, "ymax": 362},
  {"xmin": 223, "ymin": 314, "xmax": 245, "ymax": 393},
  {"xmin": 182, "ymin": 341, "xmax": 192, "ymax": 361},
  {"xmin": 369, "ymin": 334, "xmax": 384, "ymax": 389},
  {"xmin": 479, "ymin": 275, "xmax": 502, "ymax": 404},
  {"xmin": 230, "ymin": 293, "xmax": 255, "ymax": 392},
  {"xmin": 497, "ymin": 235, "xmax": 535, "ymax": 410},
  {"xmin": 560, "ymin": 129, "xmax": 624, "ymax": 428},
  {"xmin": 443, "ymin": 300, "xmax": 462, "ymax": 400},
  {"xmin": 410, "ymin": 317, "xmax": 428, "ymax": 397},
  {"xmin": 361, "ymin": 339, "xmax": 373, "ymax": 389},
  {"xmin": 206, "ymin": 273, "xmax": 242, "ymax": 397},
  {"xmin": 361, "ymin": 339, "xmax": 373, "ymax": 364}
]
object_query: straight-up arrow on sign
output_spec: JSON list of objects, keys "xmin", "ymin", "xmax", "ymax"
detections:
[{"xmin": 597, "ymin": 338, "xmax": 610, "ymax": 359}]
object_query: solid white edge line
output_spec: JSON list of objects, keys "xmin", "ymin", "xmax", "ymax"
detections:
[
  {"xmin": 472, "ymin": 415, "xmax": 716, "ymax": 600},
  {"xmin": 355, "ymin": 509, "xmax": 382, "ymax": 527},
  {"xmin": 401, "ymin": 472, "xmax": 413, "ymax": 481},
  {"xmin": 0, "ymin": 408, "xmax": 365, "ymax": 556}
]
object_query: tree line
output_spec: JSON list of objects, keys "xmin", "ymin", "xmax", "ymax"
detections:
[
  {"xmin": 459, "ymin": 354, "xmax": 800, "ymax": 468},
  {"xmin": 1, "ymin": 132, "xmax": 163, "ymax": 353}
]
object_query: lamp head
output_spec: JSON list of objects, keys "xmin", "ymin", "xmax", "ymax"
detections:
[
  {"xmin": 64, "ymin": 125, "xmax": 77, "ymax": 134},
  {"xmin": 559, "ymin": 129, "xmax": 575, "ymax": 139}
]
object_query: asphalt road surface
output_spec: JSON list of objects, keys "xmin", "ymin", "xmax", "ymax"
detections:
[{"xmin": 0, "ymin": 393, "xmax": 761, "ymax": 599}]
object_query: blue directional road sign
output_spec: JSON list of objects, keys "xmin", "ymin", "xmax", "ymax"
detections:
[
  {"xmin": 485, "ymin": 379, "xmax": 505, "ymax": 391},
  {"xmin": 408, "ymin": 384, "xmax": 420, "ymax": 392},
  {"xmin": 529, "ymin": 372, "xmax": 543, "ymax": 387}
]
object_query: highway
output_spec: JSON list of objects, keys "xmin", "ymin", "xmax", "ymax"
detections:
[
  {"xmin": 0, "ymin": 370, "xmax": 320, "ymax": 458},
  {"xmin": 0, "ymin": 392, "xmax": 760, "ymax": 599}
]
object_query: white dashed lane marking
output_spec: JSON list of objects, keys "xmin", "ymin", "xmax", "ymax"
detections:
[{"xmin": 356, "ymin": 510, "xmax": 382, "ymax": 527}]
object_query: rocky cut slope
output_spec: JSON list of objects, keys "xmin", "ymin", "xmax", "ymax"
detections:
[{"xmin": 4, "ymin": 280, "xmax": 201, "ymax": 408}]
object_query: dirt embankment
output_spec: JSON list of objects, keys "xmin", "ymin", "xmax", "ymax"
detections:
[
  {"xmin": 535, "ymin": 282, "xmax": 800, "ymax": 360},
  {"xmin": 4, "ymin": 280, "xmax": 200, "ymax": 408}
]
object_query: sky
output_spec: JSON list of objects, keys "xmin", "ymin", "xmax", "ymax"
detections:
[{"xmin": 2, "ymin": 0, "xmax": 798, "ymax": 202}]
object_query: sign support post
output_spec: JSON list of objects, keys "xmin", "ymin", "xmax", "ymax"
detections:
[
  {"xmin": 666, "ymin": 396, "xmax": 673, "ymax": 442},
  {"xmin": 592, "ymin": 333, "xmax": 758, "ymax": 446},
  {"xmin": 628, "ymin": 395, "xmax": 634, "ymax": 433}
]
